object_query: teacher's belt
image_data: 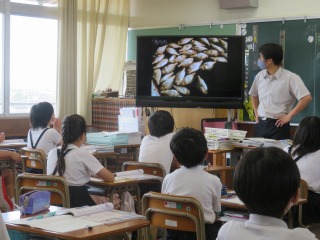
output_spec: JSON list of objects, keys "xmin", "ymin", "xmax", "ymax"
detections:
[{"xmin": 258, "ymin": 117, "xmax": 277, "ymax": 122}]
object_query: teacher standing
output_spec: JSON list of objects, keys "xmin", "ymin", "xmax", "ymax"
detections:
[{"xmin": 249, "ymin": 43, "xmax": 312, "ymax": 140}]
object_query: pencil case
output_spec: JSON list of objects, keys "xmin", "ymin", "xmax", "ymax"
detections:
[{"xmin": 19, "ymin": 190, "xmax": 50, "ymax": 215}]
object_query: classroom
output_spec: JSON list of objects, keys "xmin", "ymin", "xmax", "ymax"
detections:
[{"xmin": 1, "ymin": 0, "xmax": 320, "ymax": 239}]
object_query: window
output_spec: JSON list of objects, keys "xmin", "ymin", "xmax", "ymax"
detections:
[{"xmin": 0, "ymin": 0, "xmax": 58, "ymax": 115}]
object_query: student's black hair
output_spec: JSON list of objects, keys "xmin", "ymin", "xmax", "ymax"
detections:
[
  {"xmin": 234, "ymin": 147, "xmax": 300, "ymax": 218},
  {"xmin": 170, "ymin": 127, "xmax": 208, "ymax": 168},
  {"xmin": 30, "ymin": 102, "xmax": 54, "ymax": 129},
  {"xmin": 292, "ymin": 116, "xmax": 320, "ymax": 158},
  {"xmin": 148, "ymin": 110, "xmax": 174, "ymax": 137},
  {"xmin": 259, "ymin": 43, "xmax": 283, "ymax": 65},
  {"xmin": 56, "ymin": 114, "xmax": 86, "ymax": 176}
]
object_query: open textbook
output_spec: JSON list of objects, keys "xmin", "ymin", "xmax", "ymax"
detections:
[
  {"xmin": 6, "ymin": 203, "xmax": 145, "ymax": 233},
  {"xmin": 90, "ymin": 169, "xmax": 163, "ymax": 182}
]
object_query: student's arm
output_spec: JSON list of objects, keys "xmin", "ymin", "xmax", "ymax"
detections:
[
  {"xmin": 0, "ymin": 150, "xmax": 21, "ymax": 163},
  {"xmin": 250, "ymin": 95, "xmax": 259, "ymax": 123},
  {"xmin": 276, "ymin": 94, "xmax": 312, "ymax": 127},
  {"xmin": 96, "ymin": 168, "xmax": 115, "ymax": 182}
]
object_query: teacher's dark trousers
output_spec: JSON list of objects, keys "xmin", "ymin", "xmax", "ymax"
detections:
[{"xmin": 254, "ymin": 118, "xmax": 291, "ymax": 140}]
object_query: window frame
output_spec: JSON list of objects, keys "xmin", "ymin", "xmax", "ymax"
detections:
[{"xmin": 0, "ymin": 0, "xmax": 58, "ymax": 117}]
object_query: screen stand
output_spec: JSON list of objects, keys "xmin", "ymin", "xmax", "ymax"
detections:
[{"xmin": 224, "ymin": 109, "xmax": 233, "ymax": 129}]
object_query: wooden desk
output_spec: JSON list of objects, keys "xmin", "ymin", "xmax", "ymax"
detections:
[
  {"xmin": 4, "ymin": 206, "xmax": 149, "ymax": 240},
  {"xmin": 221, "ymin": 196, "xmax": 307, "ymax": 228},
  {"xmin": 0, "ymin": 141, "xmax": 27, "ymax": 152}
]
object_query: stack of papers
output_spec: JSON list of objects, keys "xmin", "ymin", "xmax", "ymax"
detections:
[
  {"xmin": 81, "ymin": 144, "xmax": 114, "ymax": 153},
  {"xmin": 86, "ymin": 131, "xmax": 141, "ymax": 146},
  {"xmin": 221, "ymin": 196, "xmax": 244, "ymax": 205},
  {"xmin": 233, "ymin": 138, "xmax": 291, "ymax": 149}
]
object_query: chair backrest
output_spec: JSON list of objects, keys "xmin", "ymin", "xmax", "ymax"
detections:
[
  {"xmin": 122, "ymin": 161, "xmax": 166, "ymax": 177},
  {"xmin": 21, "ymin": 147, "xmax": 47, "ymax": 174},
  {"xmin": 142, "ymin": 192, "xmax": 206, "ymax": 240},
  {"xmin": 201, "ymin": 118, "xmax": 238, "ymax": 133},
  {"xmin": 16, "ymin": 173, "xmax": 70, "ymax": 208},
  {"xmin": 300, "ymin": 179, "xmax": 308, "ymax": 199}
]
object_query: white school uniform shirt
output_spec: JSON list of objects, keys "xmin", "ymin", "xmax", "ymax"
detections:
[
  {"xmin": 47, "ymin": 144, "xmax": 104, "ymax": 186},
  {"xmin": 139, "ymin": 132, "xmax": 175, "ymax": 175},
  {"xmin": 217, "ymin": 214, "xmax": 317, "ymax": 240},
  {"xmin": 27, "ymin": 127, "xmax": 62, "ymax": 156},
  {"xmin": 161, "ymin": 165, "xmax": 222, "ymax": 223},
  {"xmin": 0, "ymin": 211, "xmax": 10, "ymax": 240},
  {"xmin": 249, "ymin": 67, "xmax": 310, "ymax": 119},
  {"xmin": 284, "ymin": 146, "xmax": 320, "ymax": 193}
]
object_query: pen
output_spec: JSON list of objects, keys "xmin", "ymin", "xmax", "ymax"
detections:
[{"xmin": 28, "ymin": 211, "xmax": 56, "ymax": 221}]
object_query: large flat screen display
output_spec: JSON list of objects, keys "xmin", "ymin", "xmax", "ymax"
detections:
[{"xmin": 136, "ymin": 35, "xmax": 245, "ymax": 109}]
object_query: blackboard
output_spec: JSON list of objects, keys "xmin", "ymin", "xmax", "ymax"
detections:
[
  {"xmin": 127, "ymin": 24, "xmax": 237, "ymax": 61},
  {"xmin": 242, "ymin": 19, "xmax": 320, "ymax": 124}
]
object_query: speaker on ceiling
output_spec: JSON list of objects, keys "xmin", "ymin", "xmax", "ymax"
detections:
[{"xmin": 219, "ymin": 0, "xmax": 258, "ymax": 9}]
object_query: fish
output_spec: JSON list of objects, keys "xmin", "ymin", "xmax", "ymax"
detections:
[
  {"xmin": 168, "ymin": 43, "xmax": 181, "ymax": 48},
  {"xmin": 153, "ymin": 69, "xmax": 161, "ymax": 85},
  {"xmin": 156, "ymin": 45, "xmax": 168, "ymax": 55},
  {"xmin": 197, "ymin": 75, "xmax": 208, "ymax": 95},
  {"xmin": 166, "ymin": 47, "xmax": 179, "ymax": 55},
  {"xmin": 174, "ymin": 68, "xmax": 186, "ymax": 85},
  {"xmin": 208, "ymin": 38, "xmax": 219, "ymax": 44},
  {"xmin": 179, "ymin": 50, "xmax": 197, "ymax": 56},
  {"xmin": 161, "ymin": 63, "xmax": 178, "ymax": 74},
  {"xmin": 168, "ymin": 55, "xmax": 176, "ymax": 63},
  {"xmin": 210, "ymin": 43, "xmax": 225, "ymax": 53},
  {"xmin": 178, "ymin": 38, "xmax": 193, "ymax": 45},
  {"xmin": 192, "ymin": 40, "xmax": 205, "ymax": 47},
  {"xmin": 152, "ymin": 54, "xmax": 165, "ymax": 64},
  {"xmin": 161, "ymin": 89, "xmax": 181, "ymax": 97},
  {"xmin": 193, "ymin": 46, "xmax": 208, "ymax": 52},
  {"xmin": 219, "ymin": 38, "xmax": 228, "ymax": 50},
  {"xmin": 151, "ymin": 82, "xmax": 160, "ymax": 96},
  {"xmin": 174, "ymin": 55, "xmax": 187, "ymax": 63},
  {"xmin": 192, "ymin": 53, "xmax": 209, "ymax": 60},
  {"xmin": 221, "ymin": 52, "xmax": 228, "ymax": 59},
  {"xmin": 187, "ymin": 60, "xmax": 203, "ymax": 74},
  {"xmin": 178, "ymin": 58, "xmax": 194, "ymax": 68},
  {"xmin": 160, "ymin": 72, "xmax": 174, "ymax": 82},
  {"xmin": 173, "ymin": 85, "xmax": 190, "ymax": 95},
  {"xmin": 204, "ymin": 49, "xmax": 219, "ymax": 57},
  {"xmin": 200, "ymin": 61, "xmax": 215, "ymax": 71},
  {"xmin": 179, "ymin": 43, "xmax": 193, "ymax": 52},
  {"xmin": 153, "ymin": 58, "xmax": 168, "ymax": 69},
  {"xmin": 210, "ymin": 56, "xmax": 227, "ymax": 63},
  {"xmin": 160, "ymin": 76, "xmax": 175, "ymax": 91},
  {"xmin": 199, "ymin": 38, "xmax": 210, "ymax": 46},
  {"xmin": 179, "ymin": 73, "xmax": 195, "ymax": 86}
]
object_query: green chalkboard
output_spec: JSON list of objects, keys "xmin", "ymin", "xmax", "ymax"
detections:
[
  {"xmin": 127, "ymin": 24, "xmax": 237, "ymax": 61},
  {"xmin": 242, "ymin": 19, "xmax": 320, "ymax": 124}
]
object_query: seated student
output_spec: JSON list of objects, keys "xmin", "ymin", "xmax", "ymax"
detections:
[
  {"xmin": 0, "ymin": 150, "xmax": 22, "ymax": 211},
  {"xmin": 0, "ymin": 210, "xmax": 10, "ymax": 240},
  {"xmin": 27, "ymin": 102, "xmax": 62, "ymax": 156},
  {"xmin": 284, "ymin": 116, "xmax": 320, "ymax": 226},
  {"xmin": 217, "ymin": 147, "xmax": 317, "ymax": 240},
  {"xmin": 162, "ymin": 127, "xmax": 222, "ymax": 240},
  {"xmin": 47, "ymin": 114, "xmax": 115, "ymax": 208},
  {"xmin": 139, "ymin": 110, "xmax": 180, "ymax": 175}
]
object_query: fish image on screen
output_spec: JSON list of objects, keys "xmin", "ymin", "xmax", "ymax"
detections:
[
  {"xmin": 136, "ymin": 35, "xmax": 245, "ymax": 109},
  {"xmin": 151, "ymin": 37, "xmax": 227, "ymax": 97}
]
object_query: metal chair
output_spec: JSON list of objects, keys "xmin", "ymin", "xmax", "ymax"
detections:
[
  {"xmin": 21, "ymin": 147, "xmax": 47, "ymax": 174},
  {"xmin": 16, "ymin": 173, "xmax": 70, "ymax": 208},
  {"xmin": 142, "ymin": 192, "xmax": 206, "ymax": 240}
]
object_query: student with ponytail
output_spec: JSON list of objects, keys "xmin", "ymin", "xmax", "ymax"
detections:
[{"xmin": 47, "ymin": 114, "xmax": 114, "ymax": 207}]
